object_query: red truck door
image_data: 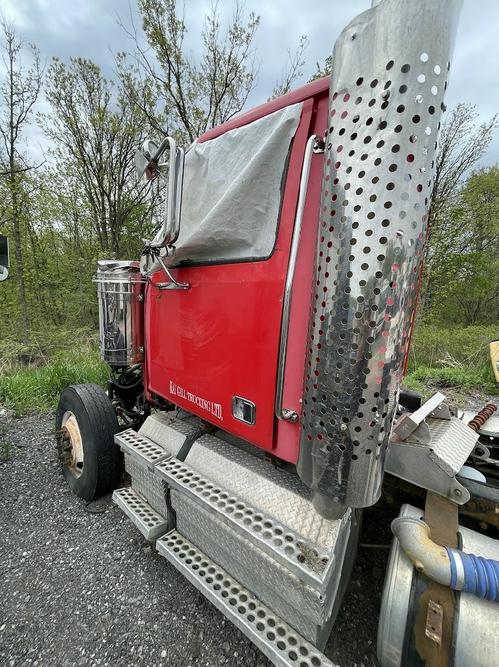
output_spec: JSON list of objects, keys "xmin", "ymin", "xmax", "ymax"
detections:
[{"xmin": 145, "ymin": 84, "xmax": 328, "ymax": 454}]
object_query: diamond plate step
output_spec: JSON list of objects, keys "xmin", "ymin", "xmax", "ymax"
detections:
[
  {"xmin": 426, "ymin": 417, "xmax": 478, "ymax": 476},
  {"xmin": 154, "ymin": 457, "xmax": 333, "ymax": 591},
  {"xmin": 113, "ymin": 487, "xmax": 168, "ymax": 540},
  {"xmin": 171, "ymin": 489, "xmax": 328, "ymax": 638},
  {"xmin": 157, "ymin": 531, "xmax": 334, "ymax": 667},
  {"xmin": 387, "ymin": 415, "xmax": 479, "ymax": 504},
  {"xmin": 125, "ymin": 454, "xmax": 169, "ymax": 516},
  {"xmin": 115, "ymin": 428, "xmax": 171, "ymax": 470},
  {"xmin": 138, "ymin": 412, "xmax": 205, "ymax": 459},
  {"xmin": 183, "ymin": 434, "xmax": 342, "ymax": 552}
]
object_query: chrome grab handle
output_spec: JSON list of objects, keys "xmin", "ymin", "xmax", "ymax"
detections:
[
  {"xmin": 275, "ymin": 134, "xmax": 320, "ymax": 422},
  {"xmin": 153, "ymin": 254, "xmax": 190, "ymax": 290}
]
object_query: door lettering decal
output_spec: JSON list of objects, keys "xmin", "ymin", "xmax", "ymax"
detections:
[{"xmin": 169, "ymin": 381, "xmax": 223, "ymax": 420}]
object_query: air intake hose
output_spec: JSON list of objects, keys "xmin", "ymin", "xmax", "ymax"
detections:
[{"xmin": 392, "ymin": 517, "xmax": 499, "ymax": 602}]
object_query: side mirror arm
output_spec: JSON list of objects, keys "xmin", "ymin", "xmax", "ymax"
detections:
[{"xmin": 139, "ymin": 136, "xmax": 185, "ymax": 250}]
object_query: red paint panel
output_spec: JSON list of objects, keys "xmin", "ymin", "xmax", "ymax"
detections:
[
  {"xmin": 131, "ymin": 278, "xmax": 145, "ymax": 364},
  {"xmin": 145, "ymin": 102, "xmax": 315, "ymax": 451},
  {"xmin": 146, "ymin": 260, "xmax": 285, "ymax": 447}
]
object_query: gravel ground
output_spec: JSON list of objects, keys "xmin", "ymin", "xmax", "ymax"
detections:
[{"xmin": 0, "ymin": 411, "xmax": 394, "ymax": 667}]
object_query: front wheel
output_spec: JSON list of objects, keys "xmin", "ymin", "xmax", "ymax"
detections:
[{"xmin": 56, "ymin": 384, "xmax": 122, "ymax": 501}]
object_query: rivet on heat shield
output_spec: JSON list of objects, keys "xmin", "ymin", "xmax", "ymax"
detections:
[{"xmin": 340, "ymin": 424, "xmax": 348, "ymax": 432}]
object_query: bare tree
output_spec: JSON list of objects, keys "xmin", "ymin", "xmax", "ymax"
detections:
[
  {"xmin": 118, "ymin": 1, "xmax": 311, "ymax": 144},
  {"xmin": 118, "ymin": 0, "xmax": 260, "ymax": 143},
  {"xmin": 271, "ymin": 35, "xmax": 309, "ymax": 99},
  {"xmin": 430, "ymin": 103, "xmax": 498, "ymax": 224},
  {"xmin": 0, "ymin": 19, "xmax": 43, "ymax": 343},
  {"xmin": 420, "ymin": 103, "xmax": 498, "ymax": 316},
  {"xmin": 42, "ymin": 57, "xmax": 151, "ymax": 256}
]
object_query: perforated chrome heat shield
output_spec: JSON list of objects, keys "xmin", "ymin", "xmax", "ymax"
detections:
[{"xmin": 298, "ymin": 0, "xmax": 462, "ymax": 515}]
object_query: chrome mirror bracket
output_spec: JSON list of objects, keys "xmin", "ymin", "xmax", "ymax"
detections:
[{"xmin": 136, "ymin": 136, "xmax": 185, "ymax": 251}]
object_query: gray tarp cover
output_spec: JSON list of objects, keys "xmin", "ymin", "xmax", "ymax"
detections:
[{"xmin": 165, "ymin": 102, "xmax": 303, "ymax": 266}]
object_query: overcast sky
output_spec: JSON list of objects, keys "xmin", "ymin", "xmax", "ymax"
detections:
[{"xmin": 2, "ymin": 0, "xmax": 499, "ymax": 165}]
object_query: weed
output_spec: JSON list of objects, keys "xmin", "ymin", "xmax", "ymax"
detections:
[{"xmin": 0, "ymin": 439, "xmax": 16, "ymax": 462}]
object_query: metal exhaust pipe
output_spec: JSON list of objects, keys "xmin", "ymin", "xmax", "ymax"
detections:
[{"xmin": 392, "ymin": 517, "xmax": 499, "ymax": 601}]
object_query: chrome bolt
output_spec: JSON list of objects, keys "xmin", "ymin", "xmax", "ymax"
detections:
[
  {"xmin": 340, "ymin": 424, "xmax": 348, "ymax": 433},
  {"xmin": 281, "ymin": 409, "xmax": 299, "ymax": 423},
  {"xmin": 453, "ymin": 488, "xmax": 463, "ymax": 498},
  {"xmin": 313, "ymin": 138, "xmax": 326, "ymax": 154}
]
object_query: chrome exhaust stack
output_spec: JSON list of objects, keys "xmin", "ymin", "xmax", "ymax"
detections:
[
  {"xmin": 297, "ymin": 0, "xmax": 463, "ymax": 517},
  {"xmin": 94, "ymin": 260, "xmax": 145, "ymax": 367}
]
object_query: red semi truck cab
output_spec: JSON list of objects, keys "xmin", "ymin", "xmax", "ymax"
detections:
[{"xmin": 57, "ymin": 2, "xmax": 499, "ymax": 665}]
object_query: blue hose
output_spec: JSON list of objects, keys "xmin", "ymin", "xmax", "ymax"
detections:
[{"xmin": 447, "ymin": 547, "xmax": 499, "ymax": 601}]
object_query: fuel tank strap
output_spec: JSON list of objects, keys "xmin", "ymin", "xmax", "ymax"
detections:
[{"xmin": 410, "ymin": 493, "xmax": 459, "ymax": 666}]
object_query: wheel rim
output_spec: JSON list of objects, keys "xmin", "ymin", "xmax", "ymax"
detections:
[{"xmin": 60, "ymin": 411, "xmax": 84, "ymax": 478}]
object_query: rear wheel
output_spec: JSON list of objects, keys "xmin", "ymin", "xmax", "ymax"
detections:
[{"xmin": 56, "ymin": 384, "xmax": 122, "ymax": 501}]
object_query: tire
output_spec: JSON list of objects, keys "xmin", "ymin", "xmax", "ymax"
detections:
[{"xmin": 56, "ymin": 384, "xmax": 122, "ymax": 501}]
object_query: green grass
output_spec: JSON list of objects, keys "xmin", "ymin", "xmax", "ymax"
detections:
[
  {"xmin": 404, "ymin": 365, "xmax": 497, "ymax": 398},
  {"xmin": 404, "ymin": 324, "xmax": 498, "ymax": 400},
  {"xmin": 406, "ymin": 323, "xmax": 497, "ymax": 371},
  {"xmin": 0, "ymin": 326, "xmax": 100, "ymax": 372},
  {"xmin": 0, "ymin": 348, "xmax": 109, "ymax": 415}
]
